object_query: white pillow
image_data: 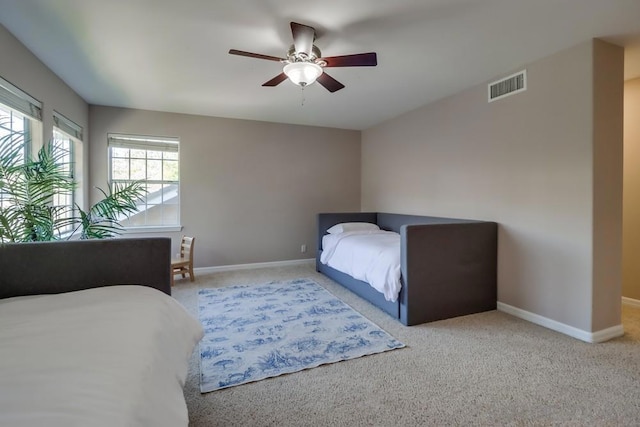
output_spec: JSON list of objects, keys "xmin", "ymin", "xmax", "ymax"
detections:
[{"xmin": 326, "ymin": 222, "xmax": 380, "ymax": 234}]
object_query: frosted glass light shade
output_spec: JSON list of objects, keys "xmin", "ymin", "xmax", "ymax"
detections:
[{"xmin": 283, "ymin": 62, "xmax": 323, "ymax": 86}]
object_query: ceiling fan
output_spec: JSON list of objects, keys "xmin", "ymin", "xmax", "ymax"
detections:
[{"xmin": 229, "ymin": 22, "xmax": 377, "ymax": 93}]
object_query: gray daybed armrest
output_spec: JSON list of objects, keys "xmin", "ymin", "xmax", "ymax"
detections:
[
  {"xmin": 401, "ymin": 222, "xmax": 497, "ymax": 325},
  {"xmin": 0, "ymin": 238, "xmax": 171, "ymax": 299}
]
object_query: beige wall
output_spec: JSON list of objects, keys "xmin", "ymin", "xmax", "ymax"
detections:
[
  {"xmin": 89, "ymin": 106, "xmax": 361, "ymax": 267},
  {"xmin": 623, "ymin": 78, "xmax": 640, "ymax": 300},
  {"xmin": 362, "ymin": 40, "xmax": 623, "ymax": 333},
  {"xmin": 0, "ymin": 24, "xmax": 89, "ymax": 207}
]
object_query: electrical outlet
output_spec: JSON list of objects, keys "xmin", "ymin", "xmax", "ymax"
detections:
[{"xmin": 301, "ymin": 244, "xmax": 307, "ymax": 253}]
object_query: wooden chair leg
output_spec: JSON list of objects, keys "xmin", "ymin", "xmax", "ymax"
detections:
[{"xmin": 189, "ymin": 264, "xmax": 195, "ymax": 282}]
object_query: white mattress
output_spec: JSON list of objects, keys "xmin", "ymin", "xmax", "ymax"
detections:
[
  {"xmin": 0, "ymin": 285, "xmax": 203, "ymax": 427},
  {"xmin": 321, "ymin": 230, "xmax": 402, "ymax": 302}
]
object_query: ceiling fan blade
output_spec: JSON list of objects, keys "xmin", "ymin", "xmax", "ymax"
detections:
[
  {"xmin": 322, "ymin": 52, "xmax": 377, "ymax": 67},
  {"xmin": 229, "ymin": 49, "xmax": 284, "ymax": 62},
  {"xmin": 262, "ymin": 73, "xmax": 288, "ymax": 87},
  {"xmin": 290, "ymin": 22, "xmax": 315, "ymax": 56},
  {"xmin": 316, "ymin": 72, "xmax": 345, "ymax": 93}
]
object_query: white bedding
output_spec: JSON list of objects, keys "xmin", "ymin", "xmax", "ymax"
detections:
[
  {"xmin": 321, "ymin": 229, "xmax": 402, "ymax": 302},
  {"xmin": 0, "ymin": 285, "xmax": 204, "ymax": 427}
]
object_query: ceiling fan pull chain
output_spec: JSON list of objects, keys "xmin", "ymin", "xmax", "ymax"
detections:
[{"xmin": 300, "ymin": 86, "xmax": 306, "ymax": 107}]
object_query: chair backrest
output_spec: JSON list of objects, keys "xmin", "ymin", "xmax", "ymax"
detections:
[{"xmin": 179, "ymin": 236, "xmax": 195, "ymax": 262}]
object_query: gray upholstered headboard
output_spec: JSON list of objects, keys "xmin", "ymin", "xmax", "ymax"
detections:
[{"xmin": 0, "ymin": 238, "xmax": 172, "ymax": 299}]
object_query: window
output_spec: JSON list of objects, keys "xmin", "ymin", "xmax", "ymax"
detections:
[
  {"xmin": 51, "ymin": 129, "xmax": 73, "ymax": 232},
  {"xmin": 0, "ymin": 76, "xmax": 42, "ymax": 210},
  {"xmin": 108, "ymin": 134, "xmax": 180, "ymax": 229},
  {"xmin": 0, "ymin": 106, "xmax": 27, "ymax": 209},
  {"xmin": 52, "ymin": 111, "xmax": 83, "ymax": 235}
]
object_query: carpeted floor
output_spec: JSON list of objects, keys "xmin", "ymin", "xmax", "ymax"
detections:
[{"xmin": 172, "ymin": 263, "xmax": 640, "ymax": 426}]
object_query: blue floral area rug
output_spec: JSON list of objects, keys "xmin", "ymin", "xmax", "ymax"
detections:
[{"xmin": 198, "ymin": 278, "xmax": 405, "ymax": 392}]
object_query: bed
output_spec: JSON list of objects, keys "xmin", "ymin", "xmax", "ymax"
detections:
[
  {"xmin": 317, "ymin": 212, "xmax": 498, "ymax": 326},
  {"xmin": 0, "ymin": 238, "xmax": 203, "ymax": 427}
]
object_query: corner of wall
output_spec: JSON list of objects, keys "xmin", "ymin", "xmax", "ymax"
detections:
[
  {"xmin": 623, "ymin": 77, "xmax": 640, "ymax": 300},
  {"xmin": 591, "ymin": 39, "xmax": 624, "ymax": 331}
]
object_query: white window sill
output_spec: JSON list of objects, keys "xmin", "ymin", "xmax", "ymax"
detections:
[
  {"xmin": 121, "ymin": 225, "xmax": 183, "ymax": 234},
  {"xmin": 58, "ymin": 231, "xmax": 79, "ymax": 240}
]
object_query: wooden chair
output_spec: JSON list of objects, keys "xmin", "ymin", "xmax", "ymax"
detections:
[{"xmin": 171, "ymin": 236, "xmax": 195, "ymax": 286}]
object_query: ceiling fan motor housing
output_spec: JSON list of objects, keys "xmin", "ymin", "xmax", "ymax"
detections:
[{"xmin": 287, "ymin": 44, "xmax": 323, "ymax": 64}]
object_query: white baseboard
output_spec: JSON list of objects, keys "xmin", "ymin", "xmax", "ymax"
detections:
[
  {"xmin": 622, "ymin": 296, "xmax": 640, "ymax": 308},
  {"xmin": 194, "ymin": 258, "xmax": 315, "ymax": 274},
  {"xmin": 497, "ymin": 302, "xmax": 624, "ymax": 343}
]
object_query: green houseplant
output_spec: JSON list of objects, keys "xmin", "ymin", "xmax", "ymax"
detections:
[
  {"xmin": 0, "ymin": 120, "xmax": 145, "ymax": 242},
  {"xmin": 72, "ymin": 182, "xmax": 145, "ymax": 239}
]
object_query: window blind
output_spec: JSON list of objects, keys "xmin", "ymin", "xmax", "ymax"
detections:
[
  {"xmin": 53, "ymin": 110, "xmax": 83, "ymax": 141},
  {"xmin": 0, "ymin": 76, "xmax": 42, "ymax": 121},
  {"xmin": 108, "ymin": 133, "xmax": 179, "ymax": 152}
]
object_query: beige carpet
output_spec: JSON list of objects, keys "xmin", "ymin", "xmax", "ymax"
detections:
[{"xmin": 172, "ymin": 263, "xmax": 640, "ymax": 426}]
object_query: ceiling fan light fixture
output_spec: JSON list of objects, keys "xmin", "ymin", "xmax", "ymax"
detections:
[{"xmin": 283, "ymin": 62, "xmax": 323, "ymax": 87}]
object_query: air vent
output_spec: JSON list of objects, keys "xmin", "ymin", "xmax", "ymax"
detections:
[{"xmin": 488, "ymin": 70, "xmax": 527, "ymax": 102}]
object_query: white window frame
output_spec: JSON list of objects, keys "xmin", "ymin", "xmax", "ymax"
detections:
[
  {"xmin": 0, "ymin": 77, "xmax": 43, "ymax": 215},
  {"xmin": 53, "ymin": 110, "xmax": 84, "ymax": 211},
  {"xmin": 107, "ymin": 133, "xmax": 181, "ymax": 232},
  {"xmin": 0, "ymin": 106, "xmax": 31, "ymax": 209},
  {"xmin": 0, "ymin": 76, "xmax": 42, "ymax": 162},
  {"xmin": 51, "ymin": 123, "xmax": 81, "ymax": 236}
]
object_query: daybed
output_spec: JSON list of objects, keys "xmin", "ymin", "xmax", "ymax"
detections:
[
  {"xmin": 317, "ymin": 212, "xmax": 497, "ymax": 326},
  {"xmin": 0, "ymin": 238, "xmax": 203, "ymax": 427}
]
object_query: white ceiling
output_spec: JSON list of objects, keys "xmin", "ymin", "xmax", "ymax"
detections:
[{"xmin": 1, "ymin": 0, "xmax": 639, "ymax": 130}]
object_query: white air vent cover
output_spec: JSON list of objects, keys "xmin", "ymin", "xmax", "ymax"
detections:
[{"xmin": 488, "ymin": 70, "xmax": 527, "ymax": 102}]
